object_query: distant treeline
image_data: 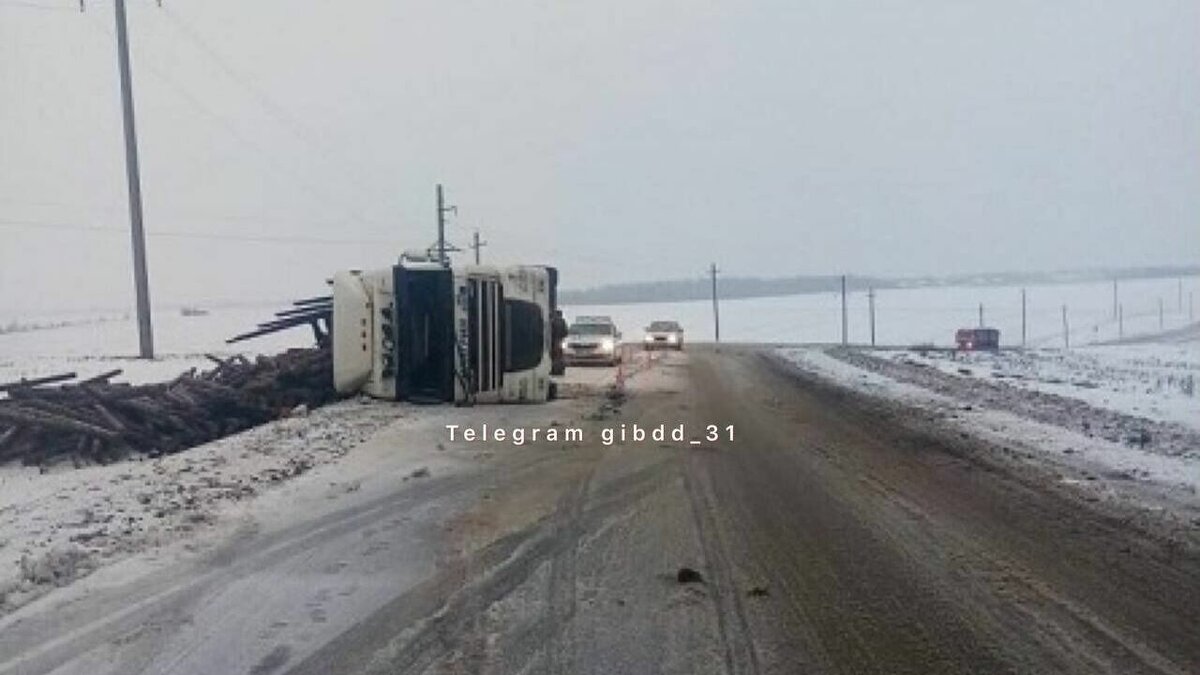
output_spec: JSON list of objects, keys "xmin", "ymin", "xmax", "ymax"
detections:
[{"xmin": 560, "ymin": 265, "xmax": 1200, "ymax": 305}]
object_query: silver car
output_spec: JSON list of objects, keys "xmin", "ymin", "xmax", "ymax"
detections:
[
  {"xmin": 564, "ymin": 320, "xmax": 623, "ymax": 366},
  {"xmin": 642, "ymin": 320, "xmax": 684, "ymax": 350}
]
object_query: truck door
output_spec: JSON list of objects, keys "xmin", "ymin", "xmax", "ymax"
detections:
[{"xmin": 394, "ymin": 266, "xmax": 454, "ymax": 402}]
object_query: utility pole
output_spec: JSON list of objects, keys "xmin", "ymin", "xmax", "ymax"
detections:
[
  {"xmin": 1021, "ymin": 288, "xmax": 1027, "ymax": 347},
  {"xmin": 1118, "ymin": 303, "xmax": 1124, "ymax": 339},
  {"xmin": 1062, "ymin": 305, "xmax": 1069, "ymax": 350},
  {"xmin": 840, "ymin": 275, "xmax": 848, "ymax": 345},
  {"xmin": 1112, "ymin": 278, "xmax": 1118, "ymax": 319},
  {"xmin": 470, "ymin": 229, "xmax": 487, "ymax": 265},
  {"xmin": 868, "ymin": 287, "xmax": 876, "ymax": 347},
  {"xmin": 113, "ymin": 0, "xmax": 154, "ymax": 358},
  {"xmin": 709, "ymin": 263, "xmax": 720, "ymax": 343},
  {"xmin": 435, "ymin": 184, "xmax": 456, "ymax": 267},
  {"xmin": 978, "ymin": 302, "xmax": 984, "ymax": 328}
]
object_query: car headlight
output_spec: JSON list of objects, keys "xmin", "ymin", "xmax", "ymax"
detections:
[
  {"xmin": 644, "ymin": 334, "xmax": 654, "ymax": 342},
  {"xmin": 560, "ymin": 339, "xmax": 568, "ymax": 350},
  {"xmin": 601, "ymin": 338, "xmax": 615, "ymax": 351},
  {"xmin": 667, "ymin": 334, "xmax": 677, "ymax": 343}
]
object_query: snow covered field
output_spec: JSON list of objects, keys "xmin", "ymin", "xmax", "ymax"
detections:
[
  {"xmin": 570, "ymin": 275, "xmax": 1199, "ymax": 347},
  {"xmin": 2, "ymin": 275, "xmax": 1194, "ymax": 387},
  {"xmin": 877, "ymin": 344, "xmax": 1198, "ymax": 431},
  {"xmin": 0, "ymin": 305, "xmax": 311, "ymax": 384}
]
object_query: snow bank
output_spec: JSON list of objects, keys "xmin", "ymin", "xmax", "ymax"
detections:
[
  {"xmin": 875, "ymin": 345, "xmax": 1198, "ymax": 431},
  {"xmin": 776, "ymin": 346, "xmax": 1200, "ymax": 514},
  {"xmin": 0, "ymin": 397, "xmax": 401, "ymax": 614}
]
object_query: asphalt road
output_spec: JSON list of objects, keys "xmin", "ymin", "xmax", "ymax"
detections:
[{"xmin": 4, "ymin": 346, "xmax": 1198, "ymax": 674}]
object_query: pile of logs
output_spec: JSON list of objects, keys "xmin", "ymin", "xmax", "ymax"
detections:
[{"xmin": 0, "ymin": 348, "xmax": 336, "ymax": 468}]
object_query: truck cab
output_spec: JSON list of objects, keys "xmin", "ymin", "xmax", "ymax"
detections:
[{"xmin": 332, "ymin": 262, "xmax": 558, "ymax": 403}]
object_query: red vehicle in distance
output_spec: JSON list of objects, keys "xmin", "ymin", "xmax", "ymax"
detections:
[{"xmin": 956, "ymin": 328, "xmax": 1000, "ymax": 351}]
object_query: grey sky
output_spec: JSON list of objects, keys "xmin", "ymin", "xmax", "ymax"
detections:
[{"xmin": 2, "ymin": 0, "xmax": 1197, "ymax": 314}]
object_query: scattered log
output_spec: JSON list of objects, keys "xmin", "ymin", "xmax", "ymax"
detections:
[
  {"xmin": 0, "ymin": 347, "xmax": 335, "ymax": 468},
  {"xmin": 0, "ymin": 372, "xmax": 77, "ymax": 393},
  {"xmin": 0, "ymin": 425, "xmax": 22, "ymax": 452},
  {"xmin": 0, "ymin": 405, "xmax": 119, "ymax": 439},
  {"xmin": 82, "ymin": 369, "xmax": 123, "ymax": 384}
]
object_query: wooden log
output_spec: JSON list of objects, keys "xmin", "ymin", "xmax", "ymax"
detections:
[
  {"xmin": 78, "ymin": 383, "xmax": 141, "ymax": 401},
  {"xmin": 74, "ymin": 433, "xmax": 90, "ymax": 461},
  {"xmin": 0, "ymin": 372, "xmax": 77, "ymax": 393},
  {"xmin": 12, "ymin": 398, "xmax": 123, "ymax": 433},
  {"xmin": 91, "ymin": 403, "xmax": 128, "ymax": 432},
  {"xmin": 0, "ymin": 406, "xmax": 119, "ymax": 439},
  {"xmin": 0, "ymin": 429, "xmax": 35, "ymax": 464},
  {"xmin": 0, "ymin": 424, "xmax": 22, "ymax": 452},
  {"xmin": 82, "ymin": 369, "xmax": 123, "ymax": 384},
  {"xmin": 165, "ymin": 389, "xmax": 200, "ymax": 409}
]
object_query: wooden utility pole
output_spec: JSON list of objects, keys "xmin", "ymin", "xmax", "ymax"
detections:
[
  {"xmin": 435, "ymin": 184, "xmax": 456, "ymax": 266},
  {"xmin": 113, "ymin": 0, "xmax": 154, "ymax": 358},
  {"xmin": 1062, "ymin": 305, "xmax": 1069, "ymax": 349},
  {"xmin": 868, "ymin": 287, "xmax": 876, "ymax": 347},
  {"xmin": 709, "ymin": 263, "xmax": 720, "ymax": 343},
  {"xmin": 1021, "ymin": 288, "xmax": 1027, "ymax": 347},
  {"xmin": 470, "ymin": 229, "xmax": 487, "ymax": 265},
  {"xmin": 1118, "ymin": 304, "xmax": 1124, "ymax": 339},
  {"xmin": 840, "ymin": 275, "xmax": 848, "ymax": 345},
  {"xmin": 1112, "ymin": 279, "xmax": 1118, "ymax": 319},
  {"xmin": 978, "ymin": 302, "xmax": 984, "ymax": 328}
]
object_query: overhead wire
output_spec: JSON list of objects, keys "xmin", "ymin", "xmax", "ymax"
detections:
[
  {"xmin": 157, "ymin": 5, "xmax": 396, "ymax": 212},
  {"xmin": 0, "ymin": 217, "xmax": 403, "ymax": 245},
  {"xmin": 0, "ymin": 0, "xmax": 77, "ymax": 12},
  {"xmin": 79, "ymin": 9, "xmax": 388, "ymax": 233}
]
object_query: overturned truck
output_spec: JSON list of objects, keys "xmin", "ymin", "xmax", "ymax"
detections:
[{"xmin": 330, "ymin": 262, "xmax": 560, "ymax": 404}]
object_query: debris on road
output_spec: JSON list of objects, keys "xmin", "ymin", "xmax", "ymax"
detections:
[
  {"xmin": 675, "ymin": 567, "xmax": 705, "ymax": 584},
  {"xmin": 0, "ymin": 348, "xmax": 336, "ymax": 468}
]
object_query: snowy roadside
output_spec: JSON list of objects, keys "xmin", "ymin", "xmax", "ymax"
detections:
[
  {"xmin": 870, "ymin": 343, "xmax": 1198, "ymax": 432},
  {"xmin": 827, "ymin": 348, "xmax": 1199, "ymax": 460},
  {"xmin": 776, "ymin": 346, "xmax": 1200, "ymax": 523},
  {"xmin": 0, "ymin": 398, "xmax": 404, "ymax": 615},
  {"xmin": 0, "ymin": 359, "xmax": 625, "ymax": 620}
]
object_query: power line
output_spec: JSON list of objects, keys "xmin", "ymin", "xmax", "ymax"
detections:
[
  {"xmin": 0, "ymin": 218, "xmax": 404, "ymax": 245},
  {"xmin": 0, "ymin": 197, "xmax": 399, "ymax": 230},
  {"xmin": 0, "ymin": 0, "xmax": 77, "ymax": 12},
  {"xmin": 0, "ymin": 197, "xmax": 402, "ymax": 231},
  {"xmin": 80, "ymin": 11, "xmax": 383, "ymax": 230},
  {"xmin": 157, "ymin": 6, "xmax": 396, "ymax": 211}
]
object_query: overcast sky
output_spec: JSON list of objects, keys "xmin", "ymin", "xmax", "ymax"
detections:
[{"xmin": 2, "ymin": 0, "xmax": 1197, "ymax": 314}]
